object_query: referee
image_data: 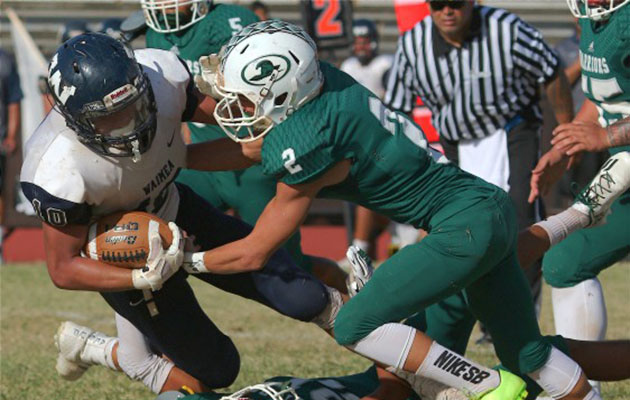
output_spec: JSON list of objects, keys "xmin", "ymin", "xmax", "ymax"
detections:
[{"xmin": 384, "ymin": 0, "xmax": 573, "ymax": 339}]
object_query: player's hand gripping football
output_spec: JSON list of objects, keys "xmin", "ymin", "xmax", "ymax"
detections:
[
  {"xmin": 131, "ymin": 222, "xmax": 184, "ymax": 291},
  {"xmin": 194, "ymin": 53, "xmax": 223, "ymax": 100}
]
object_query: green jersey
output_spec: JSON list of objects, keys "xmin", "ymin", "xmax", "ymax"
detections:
[
  {"xmin": 184, "ymin": 367, "xmax": 420, "ymax": 400},
  {"xmin": 261, "ymin": 63, "xmax": 499, "ymax": 230},
  {"xmin": 146, "ymin": 4, "xmax": 259, "ymax": 142},
  {"xmin": 579, "ymin": 3, "xmax": 630, "ymax": 153}
]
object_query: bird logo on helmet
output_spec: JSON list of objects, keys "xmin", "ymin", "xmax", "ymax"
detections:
[{"xmin": 47, "ymin": 32, "xmax": 157, "ymax": 162}]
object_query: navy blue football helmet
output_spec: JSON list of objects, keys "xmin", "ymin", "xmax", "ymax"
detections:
[
  {"xmin": 352, "ymin": 19, "xmax": 379, "ymax": 64},
  {"xmin": 47, "ymin": 33, "xmax": 157, "ymax": 161}
]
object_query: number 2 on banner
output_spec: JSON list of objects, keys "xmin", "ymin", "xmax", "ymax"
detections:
[{"xmin": 314, "ymin": 0, "xmax": 342, "ymax": 37}]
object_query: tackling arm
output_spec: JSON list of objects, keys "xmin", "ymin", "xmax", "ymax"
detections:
[{"xmin": 187, "ymin": 160, "xmax": 352, "ymax": 274}]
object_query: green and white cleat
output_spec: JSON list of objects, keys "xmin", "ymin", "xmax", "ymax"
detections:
[
  {"xmin": 572, "ymin": 151, "xmax": 630, "ymax": 227},
  {"xmin": 472, "ymin": 370, "xmax": 527, "ymax": 400}
]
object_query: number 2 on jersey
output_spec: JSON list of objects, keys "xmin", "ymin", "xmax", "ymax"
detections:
[{"xmin": 282, "ymin": 148, "xmax": 303, "ymax": 174}]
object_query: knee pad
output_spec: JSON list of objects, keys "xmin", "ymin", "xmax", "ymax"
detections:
[{"xmin": 117, "ymin": 346, "xmax": 175, "ymax": 394}]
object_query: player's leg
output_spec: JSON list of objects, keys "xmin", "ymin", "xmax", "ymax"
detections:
[
  {"xmin": 113, "ymin": 313, "xmax": 208, "ymax": 394},
  {"xmin": 543, "ymin": 187, "xmax": 630, "ymax": 392},
  {"xmin": 101, "ymin": 271, "xmax": 241, "ymax": 389},
  {"xmin": 334, "ymin": 195, "xmax": 530, "ymax": 398},
  {"xmin": 175, "ymin": 182, "xmax": 332, "ymax": 325}
]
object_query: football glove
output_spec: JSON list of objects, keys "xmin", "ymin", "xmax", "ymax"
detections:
[
  {"xmin": 194, "ymin": 53, "xmax": 223, "ymax": 100},
  {"xmin": 132, "ymin": 222, "xmax": 184, "ymax": 291},
  {"xmin": 345, "ymin": 245, "xmax": 374, "ymax": 297}
]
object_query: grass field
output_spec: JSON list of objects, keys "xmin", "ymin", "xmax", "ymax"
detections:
[{"xmin": 1, "ymin": 261, "xmax": 628, "ymax": 400}]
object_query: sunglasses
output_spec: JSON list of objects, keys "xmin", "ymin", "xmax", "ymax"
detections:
[{"xmin": 429, "ymin": 1, "xmax": 467, "ymax": 11}]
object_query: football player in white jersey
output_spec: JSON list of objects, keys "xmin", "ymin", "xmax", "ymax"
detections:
[{"xmin": 21, "ymin": 32, "xmax": 341, "ymax": 393}]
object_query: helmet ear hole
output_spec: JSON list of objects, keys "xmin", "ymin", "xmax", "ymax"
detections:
[{"xmin": 274, "ymin": 92, "xmax": 288, "ymax": 106}]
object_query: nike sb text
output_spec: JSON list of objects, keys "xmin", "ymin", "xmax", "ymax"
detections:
[{"xmin": 433, "ymin": 350, "xmax": 491, "ymax": 384}]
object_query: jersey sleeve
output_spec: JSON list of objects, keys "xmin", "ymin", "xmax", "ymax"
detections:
[
  {"xmin": 20, "ymin": 181, "xmax": 91, "ymax": 226},
  {"xmin": 262, "ymin": 127, "xmax": 341, "ymax": 186},
  {"xmin": 512, "ymin": 18, "xmax": 560, "ymax": 84}
]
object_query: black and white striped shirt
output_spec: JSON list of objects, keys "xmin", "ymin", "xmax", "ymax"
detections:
[{"xmin": 384, "ymin": 6, "xmax": 560, "ymax": 141}]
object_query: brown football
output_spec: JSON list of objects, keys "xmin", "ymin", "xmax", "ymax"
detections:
[{"xmin": 83, "ymin": 211, "xmax": 173, "ymax": 269}]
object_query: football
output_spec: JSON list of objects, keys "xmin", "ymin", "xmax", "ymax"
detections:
[{"xmin": 82, "ymin": 211, "xmax": 173, "ymax": 269}]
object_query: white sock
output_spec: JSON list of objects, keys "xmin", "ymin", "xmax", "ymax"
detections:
[
  {"xmin": 527, "ymin": 347, "xmax": 582, "ymax": 398},
  {"xmin": 352, "ymin": 238, "xmax": 370, "ymax": 253},
  {"xmin": 116, "ymin": 313, "xmax": 174, "ymax": 393},
  {"xmin": 534, "ymin": 208, "xmax": 589, "ymax": 246},
  {"xmin": 583, "ymin": 388, "xmax": 603, "ymax": 400},
  {"xmin": 80, "ymin": 332, "xmax": 118, "ymax": 370},
  {"xmin": 415, "ymin": 341, "xmax": 500, "ymax": 395},
  {"xmin": 348, "ymin": 323, "xmax": 415, "ymax": 369}
]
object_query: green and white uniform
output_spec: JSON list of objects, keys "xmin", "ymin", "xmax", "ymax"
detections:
[
  {"xmin": 542, "ymin": 4, "xmax": 630, "ymax": 287},
  {"xmin": 146, "ymin": 5, "xmax": 312, "ymax": 271},
  {"xmin": 183, "ymin": 367, "xmax": 419, "ymax": 400},
  {"xmin": 261, "ymin": 62, "xmax": 558, "ymax": 375}
]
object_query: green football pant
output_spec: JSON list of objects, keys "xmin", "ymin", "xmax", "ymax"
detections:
[{"xmin": 335, "ymin": 191, "xmax": 556, "ymax": 374}]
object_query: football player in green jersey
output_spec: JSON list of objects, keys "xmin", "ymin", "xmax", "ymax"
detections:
[
  {"xmin": 182, "ymin": 20, "xmax": 622, "ymax": 400},
  {"xmin": 141, "ymin": 0, "xmax": 347, "ymax": 290},
  {"xmin": 529, "ymin": 1, "xmax": 630, "ymax": 393}
]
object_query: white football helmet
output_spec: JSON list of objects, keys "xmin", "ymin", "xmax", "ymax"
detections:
[
  {"xmin": 220, "ymin": 382, "xmax": 301, "ymax": 400},
  {"xmin": 567, "ymin": 0, "xmax": 630, "ymax": 20},
  {"xmin": 214, "ymin": 20, "xmax": 324, "ymax": 142},
  {"xmin": 141, "ymin": 0, "xmax": 211, "ymax": 33}
]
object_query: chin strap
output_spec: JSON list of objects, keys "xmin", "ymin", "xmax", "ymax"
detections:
[{"xmin": 131, "ymin": 139, "xmax": 141, "ymax": 163}]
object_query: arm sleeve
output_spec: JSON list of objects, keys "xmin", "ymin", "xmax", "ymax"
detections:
[
  {"xmin": 384, "ymin": 35, "xmax": 417, "ymax": 113},
  {"xmin": 511, "ymin": 19, "xmax": 560, "ymax": 84},
  {"xmin": 20, "ymin": 182, "xmax": 91, "ymax": 226}
]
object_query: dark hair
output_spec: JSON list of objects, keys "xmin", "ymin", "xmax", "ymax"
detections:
[{"xmin": 250, "ymin": 0, "xmax": 268, "ymax": 12}]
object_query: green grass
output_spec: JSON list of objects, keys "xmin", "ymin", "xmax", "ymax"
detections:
[{"xmin": 1, "ymin": 262, "xmax": 628, "ymax": 399}]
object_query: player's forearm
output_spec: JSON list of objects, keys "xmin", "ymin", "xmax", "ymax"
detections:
[
  {"xmin": 193, "ymin": 239, "xmax": 271, "ymax": 274},
  {"xmin": 545, "ymin": 70, "xmax": 574, "ymax": 124},
  {"xmin": 192, "ymin": 196, "xmax": 309, "ymax": 274},
  {"xmin": 46, "ymin": 256, "xmax": 134, "ymax": 291},
  {"xmin": 186, "ymin": 139, "xmax": 255, "ymax": 171},
  {"xmin": 574, "ymin": 98, "xmax": 599, "ymax": 123},
  {"xmin": 606, "ymin": 116, "xmax": 630, "ymax": 148}
]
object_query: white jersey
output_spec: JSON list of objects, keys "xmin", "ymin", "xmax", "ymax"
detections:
[
  {"xmin": 340, "ymin": 55, "xmax": 393, "ymax": 99},
  {"xmin": 20, "ymin": 48, "xmax": 191, "ymax": 226}
]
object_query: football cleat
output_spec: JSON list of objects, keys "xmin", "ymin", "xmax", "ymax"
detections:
[
  {"xmin": 572, "ymin": 152, "xmax": 630, "ymax": 227},
  {"xmin": 472, "ymin": 370, "xmax": 527, "ymax": 400},
  {"xmin": 54, "ymin": 321, "xmax": 114, "ymax": 381},
  {"xmin": 345, "ymin": 246, "xmax": 374, "ymax": 297}
]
